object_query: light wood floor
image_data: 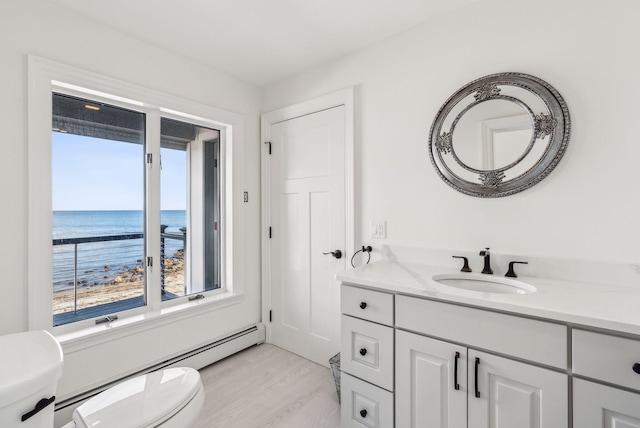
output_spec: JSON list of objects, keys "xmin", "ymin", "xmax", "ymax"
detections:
[{"xmin": 195, "ymin": 344, "xmax": 341, "ymax": 428}]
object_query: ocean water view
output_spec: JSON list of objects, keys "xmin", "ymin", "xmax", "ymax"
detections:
[{"xmin": 53, "ymin": 210, "xmax": 186, "ymax": 291}]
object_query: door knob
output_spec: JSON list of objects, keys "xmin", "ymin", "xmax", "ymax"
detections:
[{"xmin": 322, "ymin": 249, "xmax": 342, "ymax": 259}]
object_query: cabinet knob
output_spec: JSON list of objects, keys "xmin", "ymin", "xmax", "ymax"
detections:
[
  {"xmin": 359, "ymin": 302, "xmax": 367, "ymax": 309},
  {"xmin": 633, "ymin": 363, "xmax": 640, "ymax": 375},
  {"xmin": 359, "ymin": 348, "xmax": 367, "ymax": 356},
  {"xmin": 360, "ymin": 409, "xmax": 367, "ymax": 418}
]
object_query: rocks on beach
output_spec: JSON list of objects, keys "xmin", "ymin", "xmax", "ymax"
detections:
[{"xmin": 53, "ymin": 249, "xmax": 186, "ymax": 314}]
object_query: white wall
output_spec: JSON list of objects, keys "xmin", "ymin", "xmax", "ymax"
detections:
[
  {"xmin": 0, "ymin": 0, "xmax": 262, "ymax": 398},
  {"xmin": 263, "ymin": 0, "xmax": 640, "ymax": 266},
  {"xmin": 3, "ymin": 0, "xmax": 639, "ymax": 404}
]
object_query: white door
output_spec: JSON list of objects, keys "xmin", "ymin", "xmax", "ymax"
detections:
[
  {"xmin": 266, "ymin": 105, "xmax": 347, "ymax": 367},
  {"xmin": 468, "ymin": 350, "xmax": 568, "ymax": 428},
  {"xmin": 396, "ymin": 330, "xmax": 467, "ymax": 428},
  {"xmin": 573, "ymin": 379, "xmax": 640, "ymax": 428}
]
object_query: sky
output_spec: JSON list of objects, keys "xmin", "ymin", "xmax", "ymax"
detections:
[{"xmin": 52, "ymin": 132, "xmax": 186, "ymax": 211}]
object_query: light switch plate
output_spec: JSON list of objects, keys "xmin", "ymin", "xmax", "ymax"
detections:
[{"xmin": 369, "ymin": 221, "xmax": 386, "ymax": 239}]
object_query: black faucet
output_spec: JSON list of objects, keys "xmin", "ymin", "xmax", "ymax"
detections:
[
  {"xmin": 505, "ymin": 261, "xmax": 528, "ymax": 278},
  {"xmin": 479, "ymin": 248, "xmax": 493, "ymax": 274},
  {"xmin": 452, "ymin": 255, "xmax": 472, "ymax": 272}
]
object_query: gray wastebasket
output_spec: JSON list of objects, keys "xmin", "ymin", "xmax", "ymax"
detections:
[{"xmin": 329, "ymin": 352, "xmax": 341, "ymax": 403}]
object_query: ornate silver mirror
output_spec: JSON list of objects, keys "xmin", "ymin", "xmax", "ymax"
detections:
[{"xmin": 429, "ymin": 72, "xmax": 570, "ymax": 197}]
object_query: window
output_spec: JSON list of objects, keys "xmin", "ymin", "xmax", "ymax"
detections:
[
  {"xmin": 52, "ymin": 93, "xmax": 146, "ymax": 325},
  {"xmin": 160, "ymin": 117, "xmax": 221, "ymax": 300},
  {"xmin": 28, "ymin": 56, "xmax": 241, "ymax": 333},
  {"xmin": 50, "ymin": 95, "xmax": 224, "ymax": 326}
]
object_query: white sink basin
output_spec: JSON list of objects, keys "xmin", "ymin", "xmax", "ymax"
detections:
[{"xmin": 432, "ymin": 273, "xmax": 536, "ymax": 294}]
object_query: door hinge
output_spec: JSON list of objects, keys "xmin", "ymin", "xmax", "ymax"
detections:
[
  {"xmin": 146, "ymin": 257, "xmax": 153, "ymax": 267},
  {"xmin": 244, "ymin": 191, "xmax": 249, "ymax": 203},
  {"xmin": 264, "ymin": 141, "xmax": 271, "ymax": 155},
  {"xmin": 269, "ymin": 310, "xmax": 272, "ymax": 322},
  {"xmin": 146, "ymin": 153, "xmax": 152, "ymax": 164},
  {"xmin": 269, "ymin": 227, "xmax": 272, "ymax": 239}
]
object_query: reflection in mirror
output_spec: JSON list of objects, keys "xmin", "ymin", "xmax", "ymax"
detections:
[
  {"xmin": 481, "ymin": 114, "xmax": 531, "ymax": 170},
  {"xmin": 505, "ymin": 134, "xmax": 549, "ymax": 179},
  {"xmin": 429, "ymin": 73, "xmax": 570, "ymax": 197},
  {"xmin": 453, "ymin": 100, "xmax": 532, "ymax": 170}
]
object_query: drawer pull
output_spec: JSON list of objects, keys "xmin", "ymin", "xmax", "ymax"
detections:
[
  {"xmin": 454, "ymin": 351, "xmax": 460, "ymax": 390},
  {"xmin": 474, "ymin": 357, "xmax": 481, "ymax": 398},
  {"xmin": 633, "ymin": 363, "xmax": 640, "ymax": 375},
  {"xmin": 359, "ymin": 348, "xmax": 367, "ymax": 356},
  {"xmin": 360, "ymin": 409, "xmax": 368, "ymax": 418},
  {"xmin": 359, "ymin": 301, "xmax": 367, "ymax": 309}
]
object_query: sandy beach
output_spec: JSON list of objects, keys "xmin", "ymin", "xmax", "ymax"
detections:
[{"xmin": 53, "ymin": 257, "xmax": 185, "ymax": 314}]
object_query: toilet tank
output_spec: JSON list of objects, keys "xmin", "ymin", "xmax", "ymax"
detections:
[{"xmin": 0, "ymin": 330, "xmax": 64, "ymax": 428}]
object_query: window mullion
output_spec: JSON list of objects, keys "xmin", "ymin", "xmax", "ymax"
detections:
[{"xmin": 146, "ymin": 111, "xmax": 162, "ymax": 311}]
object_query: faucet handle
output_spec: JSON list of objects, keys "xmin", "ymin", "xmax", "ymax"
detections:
[
  {"xmin": 505, "ymin": 261, "xmax": 528, "ymax": 278},
  {"xmin": 452, "ymin": 256, "xmax": 472, "ymax": 273}
]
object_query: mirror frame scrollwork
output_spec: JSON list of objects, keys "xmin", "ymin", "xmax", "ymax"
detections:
[{"xmin": 428, "ymin": 72, "xmax": 570, "ymax": 197}]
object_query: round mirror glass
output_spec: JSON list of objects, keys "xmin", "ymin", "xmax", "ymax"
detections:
[{"xmin": 429, "ymin": 73, "xmax": 570, "ymax": 197}]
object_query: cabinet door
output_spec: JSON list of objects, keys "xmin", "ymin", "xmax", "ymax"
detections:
[
  {"xmin": 574, "ymin": 378, "xmax": 640, "ymax": 427},
  {"xmin": 468, "ymin": 350, "xmax": 568, "ymax": 428},
  {"xmin": 396, "ymin": 331, "xmax": 467, "ymax": 428}
]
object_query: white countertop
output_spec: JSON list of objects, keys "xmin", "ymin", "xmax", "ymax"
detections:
[{"xmin": 337, "ymin": 260, "xmax": 640, "ymax": 336}]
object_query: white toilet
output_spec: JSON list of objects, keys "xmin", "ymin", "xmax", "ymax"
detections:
[
  {"xmin": 0, "ymin": 331, "xmax": 64, "ymax": 428},
  {"xmin": 0, "ymin": 331, "xmax": 205, "ymax": 428},
  {"xmin": 61, "ymin": 366, "xmax": 204, "ymax": 428}
]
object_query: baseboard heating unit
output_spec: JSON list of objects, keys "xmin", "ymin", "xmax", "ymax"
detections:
[{"xmin": 54, "ymin": 323, "xmax": 265, "ymax": 426}]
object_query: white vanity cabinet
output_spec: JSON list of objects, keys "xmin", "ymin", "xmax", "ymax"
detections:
[
  {"xmin": 572, "ymin": 330, "xmax": 640, "ymax": 427},
  {"xmin": 338, "ymin": 258, "xmax": 640, "ymax": 428},
  {"xmin": 340, "ymin": 285, "xmax": 394, "ymax": 428},
  {"xmin": 395, "ymin": 296, "xmax": 568, "ymax": 428}
]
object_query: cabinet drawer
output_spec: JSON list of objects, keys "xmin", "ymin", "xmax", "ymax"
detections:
[
  {"xmin": 573, "ymin": 378, "xmax": 640, "ymax": 427},
  {"xmin": 341, "ymin": 372, "xmax": 394, "ymax": 428},
  {"xmin": 396, "ymin": 295, "xmax": 567, "ymax": 369},
  {"xmin": 341, "ymin": 315, "xmax": 394, "ymax": 390},
  {"xmin": 573, "ymin": 329, "xmax": 640, "ymax": 391},
  {"xmin": 342, "ymin": 285, "xmax": 393, "ymax": 326}
]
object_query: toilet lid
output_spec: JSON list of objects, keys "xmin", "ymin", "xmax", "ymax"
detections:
[{"xmin": 73, "ymin": 367, "xmax": 202, "ymax": 428}]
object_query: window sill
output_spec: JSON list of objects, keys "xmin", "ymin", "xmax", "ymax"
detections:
[{"xmin": 55, "ymin": 291, "xmax": 245, "ymax": 353}]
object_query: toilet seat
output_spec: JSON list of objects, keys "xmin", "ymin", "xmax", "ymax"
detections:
[{"xmin": 71, "ymin": 367, "xmax": 202, "ymax": 428}]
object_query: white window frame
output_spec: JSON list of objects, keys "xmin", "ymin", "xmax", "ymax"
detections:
[
  {"xmin": 28, "ymin": 56, "xmax": 244, "ymax": 345},
  {"xmin": 176, "ymin": 125, "xmax": 223, "ymax": 295}
]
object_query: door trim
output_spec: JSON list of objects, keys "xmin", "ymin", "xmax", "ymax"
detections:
[{"xmin": 261, "ymin": 87, "xmax": 355, "ymax": 343}]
